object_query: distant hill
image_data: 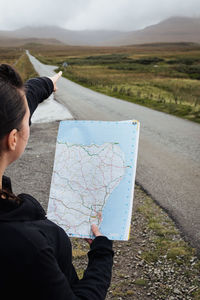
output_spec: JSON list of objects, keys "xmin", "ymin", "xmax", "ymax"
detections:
[
  {"xmin": 107, "ymin": 17, "xmax": 200, "ymax": 45},
  {"xmin": 0, "ymin": 16, "xmax": 200, "ymax": 46},
  {"xmin": 0, "ymin": 36, "xmax": 63, "ymax": 47},
  {"xmin": 0, "ymin": 26, "xmax": 125, "ymax": 46}
]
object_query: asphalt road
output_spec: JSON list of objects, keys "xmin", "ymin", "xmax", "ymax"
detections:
[{"xmin": 27, "ymin": 51, "xmax": 200, "ymax": 252}]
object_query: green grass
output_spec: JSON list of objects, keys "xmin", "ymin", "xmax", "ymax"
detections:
[
  {"xmin": 134, "ymin": 279, "xmax": 148, "ymax": 287},
  {"xmin": 137, "ymin": 197, "xmax": 197, "ymax": 266},
  {"xmin": 110, "ymin": 281, "xmax": 135, "ymax": 298}
]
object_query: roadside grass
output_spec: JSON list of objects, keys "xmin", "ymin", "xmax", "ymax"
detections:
[
  {"xmin": 28, "ymin": 43, "xmax": 200, "ymax": 123},
  {"xmin": 0, "ymin": 47, "xmax": 23, "ymax": 65},
  {"xmin": 14, "ymin": 53, "xmax": 38, "ymax": 81},
  {"xmin": 135, "ymin": 193, "xmax": 200, "ymax": 299},
  {"xmin": 0, "ymin": 48, "xmax": 38, "ymax": 81},
  {"xmin": 137, "ymin": 197, "xmax": 196, "ymax": 266}
]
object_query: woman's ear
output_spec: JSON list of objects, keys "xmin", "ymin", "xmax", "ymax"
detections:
[{"xmin": 7, "ymin": 129, "xmax": 18, "ymax": 151}]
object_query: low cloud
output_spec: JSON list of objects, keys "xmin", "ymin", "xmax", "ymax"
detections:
[{"xmin": 0, "ymin": 0, "xmax": 200, "ymax": 31}]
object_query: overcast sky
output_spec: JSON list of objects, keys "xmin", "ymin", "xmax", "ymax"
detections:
[{"xmin": 0, "ymin": 0, "xmax": 200, "ymax": 31}]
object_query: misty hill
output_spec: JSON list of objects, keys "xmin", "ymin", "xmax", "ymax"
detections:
[
  {"xmin": 0, "ymin": 17, "xmax": 200, "ymax": 46},
  {"xmin": 0, "ymin": 26, "xmax": 125, "ymax": 46},
  {"xmin": 107, "ymin": 16, "xmax": 200, "ymax": 45},
  {"xmin": 0, "ymin": 36, "xmax": 63, "ymax": 47}
]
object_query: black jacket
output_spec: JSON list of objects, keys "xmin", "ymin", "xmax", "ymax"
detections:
[{"xmin": 0, "ymin": 77, "xmax": 114, "ymax": 300}]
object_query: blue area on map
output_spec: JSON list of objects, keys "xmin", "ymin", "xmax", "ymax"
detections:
[{"xmin": 58, "ymin": 120, "xmax": 139, "ymax": 240}]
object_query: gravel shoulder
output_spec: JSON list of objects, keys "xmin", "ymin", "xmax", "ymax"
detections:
[{"xmin": 5, "ymin": 121, "xmax": 200, "ymax": 300}]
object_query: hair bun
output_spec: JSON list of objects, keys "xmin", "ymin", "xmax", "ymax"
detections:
[{"xmin": 0, "ymin": 64, "xmax": 23, "ymax": 88}]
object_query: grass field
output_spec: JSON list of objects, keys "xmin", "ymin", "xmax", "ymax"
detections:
[
  {"xmin": 0, "ymin": 47, "xmax": 38, "ymax": 81},
  {"xmin": 0, "ymin": 47, "xmax": 23, "ymax": 65},
  {"xmin": 29, "ymin": 43, "xmax": 200, "ymax": 123}
]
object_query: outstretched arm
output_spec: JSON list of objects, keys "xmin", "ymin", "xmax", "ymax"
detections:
[{"xmin": 25, "ymin": 71, "xmax": 62, "ymax": 124}]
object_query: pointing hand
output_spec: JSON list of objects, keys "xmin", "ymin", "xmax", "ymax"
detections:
[{"xmin": 49, "ymin": 71, "xmax": 62, "ymax": 92}]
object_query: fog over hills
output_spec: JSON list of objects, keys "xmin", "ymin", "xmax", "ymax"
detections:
[
  {"xmin": 0, "ymin": 26, "xmax": 125, "ymax": 46},
  {"xmin": 0, "ymin": 17, "xmax": 200, "ymax": 46},
  {"xmin": 108, "ymin": 16, "xmax": 200, "ymax": 45},
  {"xmin": 0, "ymin": 36, "xmax": 63, "ymax": 47}
]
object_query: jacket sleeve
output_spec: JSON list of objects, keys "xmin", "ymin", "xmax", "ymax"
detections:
[
  {"xmin": 71, "ymin": 236, "xmax": 114, "ymax": 300},
  {"xmin": 31, "ymin": 236, "xmax": 114, "ymax": 300},
  {"xmin": 25, "ymin": 77, "xmax": 54, "ymax": 125}
]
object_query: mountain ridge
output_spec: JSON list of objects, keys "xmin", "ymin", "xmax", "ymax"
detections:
[{"xmin": 0, "ymin": 16, "xmax": 200, "ymax": 46}]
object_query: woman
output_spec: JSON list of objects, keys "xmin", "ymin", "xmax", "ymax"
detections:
[{"xmin": 0, "ymin": 64, "xmax": 114, "ymax": 300}]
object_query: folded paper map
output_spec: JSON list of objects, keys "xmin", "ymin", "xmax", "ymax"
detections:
[{"xmin": 47, "ymin": 120, "xmax": 140, "ymax": 240}]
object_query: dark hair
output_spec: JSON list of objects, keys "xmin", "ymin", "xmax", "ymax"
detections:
[
  {"xmin": 0, "ymin": 64, "xmax": 26, "ymax": 206},
  {"xmin": 0, "ymin": 64, "xmax": 26, "ymax": 141},
  {"xmin": 0, "ymin": 189, "xmax": 22, "ymax": 211}
]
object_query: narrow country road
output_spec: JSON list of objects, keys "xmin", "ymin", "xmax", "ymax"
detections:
[{"xmin": 27, "ymin": 51, "xmax": 200, "ymax": 252}]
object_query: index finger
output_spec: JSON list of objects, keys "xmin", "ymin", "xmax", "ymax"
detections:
[
  {"xmin": 55, "ymin": 71, "xmax": 62, "ymax": 80},
  {"xmin": 51, "ymin": 71, "xmax": 62, "ymax": 83},
  {"xmin": 91, "ymin": 224, "xmax": 103, "ymax": 237}
]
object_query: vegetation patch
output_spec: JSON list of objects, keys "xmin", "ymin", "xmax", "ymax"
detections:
[
  {"xmin": 134, "ymin": 278, "xmax": 148, "ymax": 286},
  {"xmin": 72, "ymin": 238, "xmax": 88, "ymax": 259},
  {"xmin": 76, "ymin": 268, "xmax": 84, "ymax": 280},
  {"xmin": 0, "ymin": 47, "xmax": 23, "ymax": 65},
  {"xmin": 0, "ymin": 47, "xmax": 38, "ymax": 82},
  {"xmin": 14, "ymin": 53, "xmax": 38, "ymax": 82}
]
